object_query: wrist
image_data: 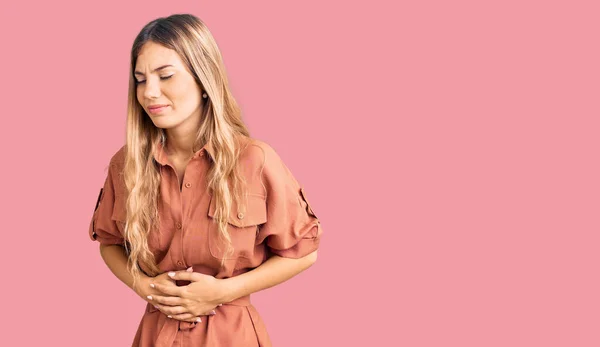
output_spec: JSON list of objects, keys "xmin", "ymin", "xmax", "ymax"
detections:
[
  {"xmin": 218, "ymin": 277, "xmax": 240, "ymax": 304},
  {"xmin": 133, "ymin": 274, "xmax": 151, "ymax": 298}
]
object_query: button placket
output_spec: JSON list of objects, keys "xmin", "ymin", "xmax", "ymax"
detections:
[
  {"xmin": 177, "ymin": 154, "xmax": 202, "ymax": 270},
  {"xmin": 173, "ymin": 220, "xmax": 185, "ymax": 268},
  {"xmin": 176, "ymin": 162, "xmax": 189, "ymax": 270},
  {"xmin": 175, "ymin": 221, "xmax": 186, "ymax": 267},
  {"xmin": 173, "ymin": 149, "xmax": 207, "ymax": 271}
]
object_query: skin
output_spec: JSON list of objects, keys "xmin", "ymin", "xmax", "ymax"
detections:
[
  {"xmin": 99, "ymin": 41, "xmax": 317, "ymax": 324},
  {"xmin": 135, "ymin": 41, "xmax": 204, "ymax": 187}
]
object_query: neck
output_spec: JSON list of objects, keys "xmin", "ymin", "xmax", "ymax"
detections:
[
  {"xmin": 164, "ymin": 133, "xmax": 197, "ymax": 158},
  {"xmin": 163, "ymin": 111, "xmax": 203, "ymax": 157}
]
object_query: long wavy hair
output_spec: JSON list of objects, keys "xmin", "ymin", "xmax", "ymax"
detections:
[{"xmin": 122, "ymin": 14, "xmax": 250, "ymax": 288}]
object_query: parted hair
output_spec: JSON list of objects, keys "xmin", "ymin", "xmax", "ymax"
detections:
[{"xmin": 123, "ymin": 14, "xmax": 250, "ymax": 288}]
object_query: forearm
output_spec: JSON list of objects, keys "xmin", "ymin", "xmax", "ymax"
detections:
[
  {"xmin": 220, "ymin": 250, "xmax": 317, "ymax": 303},
  {"xmin": 99, "ymin": 244, "xmax": 148, "ymax": 295}
]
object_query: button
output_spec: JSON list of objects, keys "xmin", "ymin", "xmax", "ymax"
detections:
[
  {"xmin": 177, "ymin": 261, "xmax": 183, "ymax": 266},
  {"xmin": 176, "ymin": 222, "xmax": 182, "ymax": 229},
  {"xmin": 185, "ymin": 182, "xmax": 191, "ymax": 188},
  {"xmin": 237, "ymin": 212, "xmax": 244, "ymax": 219}
]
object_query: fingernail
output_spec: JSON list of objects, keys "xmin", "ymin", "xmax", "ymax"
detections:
[
  {"xmin": 186, "ymin": 266, "xmax": 193, "ymax": 272},
  {"xmin": 168, "ymin": 272, "xmax": 175, "ymax": 277},
  {"xmin": 147, "ymin": 295, "xmax": 153, "ymax": 300},
  {"xmin": 196, "ymin": 317, "xmax": 202, "ymax": 323},
  {"xmin": 150, "ymin": 283, "xmax": 155, "ymax": 288},
  {"xmin": 218, "ymin": 304, "xmax": 222, "ymax": 307},
  {"xmin": 210, "ymin": 310, "xmax": 216, "ymax": 315},
  {"xmin": 154, "ymin": 305, "xmax": 159, "ymax": 309},
  {"xmin": 167, "ymin": 315, "xmax": 172, "ymax": 319}
]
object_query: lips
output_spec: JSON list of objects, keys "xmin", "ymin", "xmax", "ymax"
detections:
[
  {"xmin": 147, "ymin": 105, "xmax": 170, "ymax": 115},
  {"xmin": 148, "ymin": 104, "xmax": 169, "ymax": 109}
]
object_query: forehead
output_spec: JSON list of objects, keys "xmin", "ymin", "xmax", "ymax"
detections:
[{"xmin": 135, "ymin": 42, "xmax": 182, "ymax": 70}]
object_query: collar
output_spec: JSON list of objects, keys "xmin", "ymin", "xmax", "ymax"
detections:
[{"xmin": 153, "ymin": 140, "xmax": 214, "ymax": 166}]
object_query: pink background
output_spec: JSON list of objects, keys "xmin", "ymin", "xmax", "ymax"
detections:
[{"xmin": 1, "ymin": 0, "xmax": 599, "ymax": 346}]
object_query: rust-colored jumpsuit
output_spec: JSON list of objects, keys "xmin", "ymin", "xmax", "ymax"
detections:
[{"xmin": 88, "ymin": 136, "xmax": 322, "ymax": 346}]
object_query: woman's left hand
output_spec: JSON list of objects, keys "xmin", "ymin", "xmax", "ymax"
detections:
[{"xmin": 149, "ymin": 267, "xmax": 226, "ymax": 322}]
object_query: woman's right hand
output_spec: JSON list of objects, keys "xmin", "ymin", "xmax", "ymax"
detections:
[{"xmin": 134, "ymin": 272, "xmax": 216, "ymax": 323}]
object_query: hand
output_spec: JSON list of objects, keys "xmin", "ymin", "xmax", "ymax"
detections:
[
  {"xmin": 134, "ymin": 270, "xmax": 206, "ymax": 323},
  {"xmin": 148, "ymin": 267, "xmax": 225, "ymax": 323},
  {"xmin": 133, "ymin": 271, "xmax": 178, "ymax": 302}
]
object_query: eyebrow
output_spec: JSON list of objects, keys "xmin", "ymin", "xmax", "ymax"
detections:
[{"xmin": 134, "ymin": 64, "xmax": 174, "ymax": 76}]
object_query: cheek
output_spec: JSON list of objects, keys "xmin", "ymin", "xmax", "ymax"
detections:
[
  {"xmin": 175, "ymin": 95, "xmax": 200, "ymax": 114},
  {"xmin": 174, "ymin": 91, "xmax": 200, "ymax": 112},
  {"xmin": 169, "ymin": 80, "xmax": 201, "ymax": 108}
]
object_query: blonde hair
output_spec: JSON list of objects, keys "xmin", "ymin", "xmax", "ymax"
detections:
[{"xmin": 122, "ymin": 14, "xmax": 250, "ymax": 288}]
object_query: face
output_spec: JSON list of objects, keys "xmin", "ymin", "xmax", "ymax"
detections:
[{"xmin": 134, "ymin": 41, "xmax": 203, "ymax": 129}]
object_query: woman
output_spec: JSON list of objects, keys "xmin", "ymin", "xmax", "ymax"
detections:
[{"xmin": 88, "ymin": 13, "xmax": 323, "ymax": 347}]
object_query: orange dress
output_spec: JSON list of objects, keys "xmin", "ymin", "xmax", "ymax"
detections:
[{"xmin": 88, "ymin": 136, "xmax": 322, "ymax": 347}]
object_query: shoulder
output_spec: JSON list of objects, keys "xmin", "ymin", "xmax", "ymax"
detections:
[
  {"xmin": 108, "ymin": 145, "xmax": 126, "ymax": 170},
  {"xmin": 238, "ymin": 136, "xmax": 283, "ymax": 169},
  {"xmin": 106, "ymin": 145, "xmax": 127, "ymax": 195},
  {"xmin": 240, "ymin": 137, "xmax": 296, "ymax": 189}
]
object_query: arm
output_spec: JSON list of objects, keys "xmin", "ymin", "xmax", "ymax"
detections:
[
  {"xmin": 218, "ymin": 250, "xmax": 318, "ymax": 303},
  {"xmin": 99, "ymin": 243, "xmax": 149, "ymax": 295},
  {"xmin": 214, "ymin": 143, "xmax": 322, "ymax": 302}
]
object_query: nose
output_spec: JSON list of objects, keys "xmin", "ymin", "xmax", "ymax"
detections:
[{"xmin": 143, "ymin": 77, "xmax": 161, "ymax": 99}]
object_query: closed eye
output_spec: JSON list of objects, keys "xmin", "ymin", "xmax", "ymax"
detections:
[{"xmin": 136, "ymin": 75, "xmax": 173, "ymax": 84}]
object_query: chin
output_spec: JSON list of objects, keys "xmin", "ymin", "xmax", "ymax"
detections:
[
  {"xmin": 155, "ymin": 123, "xmax": 177, "ymax": 130},
  {"xmin": 152, "ymin": 117, "xmax": 180, "ymax": 129}
]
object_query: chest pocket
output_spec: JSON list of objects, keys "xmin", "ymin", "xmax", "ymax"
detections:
[
  {"xmin": 111, "ymin": 194, "xmax": 166, "ymax": 256},
  {"xmin": 207, "ymin": 194, "xmax": 267, "ymax": 260}
]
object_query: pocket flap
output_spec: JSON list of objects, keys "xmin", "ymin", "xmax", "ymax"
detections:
[{"xmin": 207, "ymin": 194, "xmax": 267, "ymax": 228}]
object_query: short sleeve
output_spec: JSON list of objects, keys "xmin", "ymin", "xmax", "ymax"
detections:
[
  {"xmin": 256, "ymin": 144, "xmax": 323, "ymax": 259},
  {"xmin": 88, "ymin": 164, "xmax": 125, "ymax": 246}
]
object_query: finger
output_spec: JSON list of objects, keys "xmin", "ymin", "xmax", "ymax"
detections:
[
  {"xmin": 148, "ymin": 294, "xmax": 185, "ymax": 306},
  {"xmin": 153, "ymin": 282, "xmax": 184, "ymax": 297},
  {"xmin": 170, "ymin": 312, "xmax": 199, "ymax": 321},
  {"xmin": 169, "ymin": 309, "xmax": 216, "ymax": 321},
  {"xmin": 155, "ymin": 304, "xmax": 188, "ymax": 316},
  {"xmin": 167, "ymin": 270, "xmax": 201, "ymax": 282}
]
